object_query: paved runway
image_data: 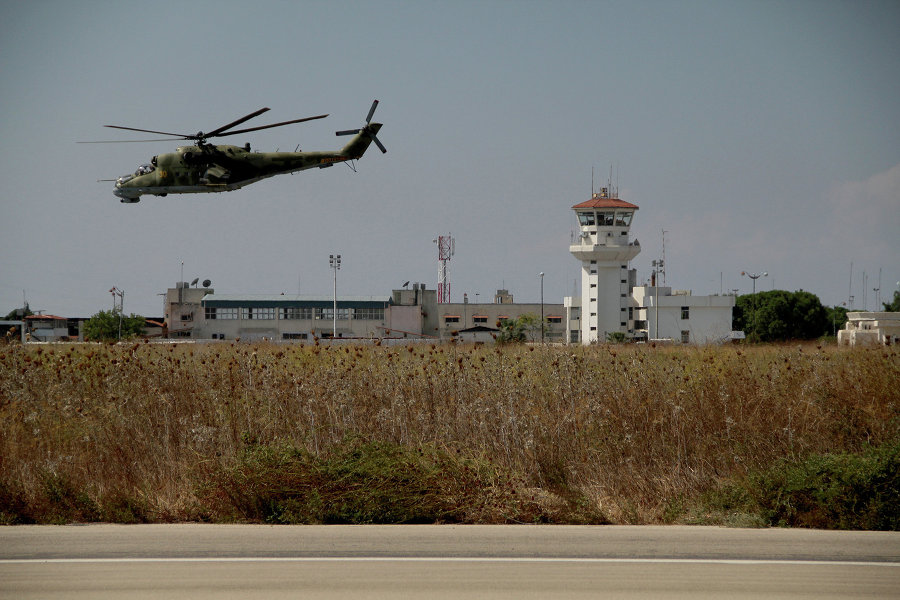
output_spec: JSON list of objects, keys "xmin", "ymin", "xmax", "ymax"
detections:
[{"xmin": 2, "ymin": 525, "xmax": 898, "ymax": 598}]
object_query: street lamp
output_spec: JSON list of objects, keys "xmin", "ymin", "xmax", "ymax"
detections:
[
  {"xmin": 741, "ymin": 271, "xmax": 767, "ymax": 340},
  {"xmin": 741, "ymin": 271, "xmax": 767, "ymax": 295},
  {"xmin": 329, "ymin": 254, "xmax": 341, "ymax": 339},
  {"xmin": 539, "ymin": 272, "xmax": 545, "ymax": 343}
]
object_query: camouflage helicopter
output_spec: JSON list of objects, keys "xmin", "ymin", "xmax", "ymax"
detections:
[{"xmin": 89, "ymin": 100, "xmax": 385, "ymax": 203}]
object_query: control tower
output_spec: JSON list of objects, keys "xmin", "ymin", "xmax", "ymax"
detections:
[{"xmin": 569, "ymin": 188, "xmax": 640, "ymax": 343}]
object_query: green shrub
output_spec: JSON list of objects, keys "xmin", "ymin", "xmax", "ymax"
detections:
[
  {"xmin": 705, "ymin": 442, "xmax": 900, "ymax": 530},
  {"xmin": 198, "ymin": 438, "xmax": 607, "ymax": 524}
]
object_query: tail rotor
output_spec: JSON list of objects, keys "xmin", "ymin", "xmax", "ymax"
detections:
[{"xmin": 336, "ymin": 100, "xmax": 387, "ymax": 153}]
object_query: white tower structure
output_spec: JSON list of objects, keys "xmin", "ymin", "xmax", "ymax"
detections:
[{"xmin": 569, "ymin": 188, "xmax": 640, "ymax": 344}]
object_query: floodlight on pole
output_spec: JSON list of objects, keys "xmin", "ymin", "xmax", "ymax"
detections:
[
  {"xmin": 109, "ymin": 286, "xmax": 124, "ymax": 340},
  {"xmin": 329, "ymin": 254, "xmax": 341, "ymax": 339}
]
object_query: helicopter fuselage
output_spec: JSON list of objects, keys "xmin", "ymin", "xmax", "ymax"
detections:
[{"xmin": 113, "ymin": 123, "xmax": 381, "ymax": 203}]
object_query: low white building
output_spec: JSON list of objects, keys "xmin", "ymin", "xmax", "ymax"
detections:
[
  {"xmin": 838, "ymin": 312, "xmax": 900, "ymax": 346},
  {"xmin": 630, "ymin": 286, "xmax": 735, "ymax": 344}
]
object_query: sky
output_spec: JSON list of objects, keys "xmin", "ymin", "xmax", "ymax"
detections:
[{"xmin": 1, "ymin": 0, "xmax": 898, "ymax": 318}]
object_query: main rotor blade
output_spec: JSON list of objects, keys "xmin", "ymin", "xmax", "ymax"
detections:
[
  {"xmin": 78, "ymin": 137, "xmax": 187, "ymax": 144},
  {"xmin": 204, "ymin": 107, "xmax": 270, "ymax": 138},
  {"xmin": 366, "ymin": 100, "xmax": 379, "ymax": 123},
  {"xmin": 335, "ymin": 128, "xmax": 361, "ymax": 136},
  {"xmin": 103, "ymin": 125, "xmax": 190, "ymax": 138},
  {"xmin": 372, "ymin": 135, "xmax": 387, "ymax": 154},
  {"xmin": 215, "ymin": 114, "xmax": 329, "ymax": 137}
]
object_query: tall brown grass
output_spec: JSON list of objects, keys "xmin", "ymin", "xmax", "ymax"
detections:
[{"xmin": 1, "ymin": 341, "xmax": 897, "ymax": 523}]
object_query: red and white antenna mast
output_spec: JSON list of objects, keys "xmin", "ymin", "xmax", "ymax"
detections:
[{"xmin": 434, "ymin": 233, "xmax": 455, "ymax": 303}]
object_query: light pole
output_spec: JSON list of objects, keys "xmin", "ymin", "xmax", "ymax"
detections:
[
  {"xmin": 109, "ymin": 287, "xmax": 124, "ymax": 340},
  {"xmin": 539, "ymin": 272, "xmax": 545, "ymax": 343},
  {"xmin": 741, "ymin": 271, "xmax": 767, "ymax": 295},
  {"xmin": 742, "ymin": 271, "xmax": 767, "ymax": 340},
  {"xmin": 329, "ymin": 254, "xmax": 341, "ymax": 338}
]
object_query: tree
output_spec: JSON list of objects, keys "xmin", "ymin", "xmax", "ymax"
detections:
[
  {"xmin": 4, "ymin": 303, "xmax": 32, "ymax": 320},
  {"xmin": 826, "ymin": 305, "xmax": 849, "ymax": 336},
  {"xmin": 495, "ymin": 313, "xmax": 547, "ymax": 344},
  {"xmin": 496, "ymin": 317, "xmax": 526, "ymax": 344},
  {"xmin": 733, "ymin": 290, "xmax": 829, "ymax": 342},
  {"xmin": 606, "ymin": 331, "xmax": 627, "ymax": 344},
  {"xmin": 83, "ymin": 309, "xmax": 146, "ymax": 341},
  {"xmin": 884, "ymin": 290, "xmax": 900, "ymax": 312}
]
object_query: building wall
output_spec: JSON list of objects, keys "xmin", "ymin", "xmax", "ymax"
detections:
[
  {"xmin": 164, "ymin": 283, "xmax": 214, "ymax": 337},
  {"xmin": 838, "ymin": 312, "xmax": 900, "ymax": 346},
  {"xmin": 631, "ymin": 286, "xmax": 735, "ymax": 343},
  {"xmin": 436, "ymin": 300, "xmax": 566, "ymax": 342}
]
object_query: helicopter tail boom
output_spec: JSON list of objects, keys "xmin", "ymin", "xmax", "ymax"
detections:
[{"xmin": 339, "ymin": 122, "xmax": 384, "ymax": 159}]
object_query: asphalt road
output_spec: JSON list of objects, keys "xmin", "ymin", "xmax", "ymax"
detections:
[{"xmin": 2, "ymin": 525, "xmax": 898, "ymax": 599}]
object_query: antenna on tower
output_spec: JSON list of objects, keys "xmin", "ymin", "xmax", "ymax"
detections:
[
  {"xmin": 434, "ymin": 233, "xmax": 455, "ymax": 303},
  {"xmin": 661, "ymin": 229, "xmax": 668, "ymax": 285}
]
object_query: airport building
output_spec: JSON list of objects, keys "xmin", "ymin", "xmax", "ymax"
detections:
[
  {"xmin": 565, "ymin": 188, "xmax": 734, "ymax": 344},
  {"xmin": 838, "ymin": 312, "xmax": 900, "ymax": 346},
  {"xmin": 160, "ymin": 187, "xmax": 731, "ymax": 344},
  {"xmin": 163, "ymin": 282, "xmax": 566, "ymax": 342}
]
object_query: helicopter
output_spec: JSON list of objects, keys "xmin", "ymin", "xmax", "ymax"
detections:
[{"xmin": 88, "ymin": 100, "xmax": 385, "ymax": 203}]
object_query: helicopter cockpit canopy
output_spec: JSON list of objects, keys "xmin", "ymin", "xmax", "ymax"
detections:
[{"xmin": 135, "ymin": 163, "xmax": 155, "ymax": 176}]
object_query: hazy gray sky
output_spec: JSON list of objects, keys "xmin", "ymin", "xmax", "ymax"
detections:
[{"xmin": 2, "ymin": 0, "xmax": 898, "ymax": 317}]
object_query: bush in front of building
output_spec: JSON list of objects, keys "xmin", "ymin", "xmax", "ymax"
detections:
[{"xmin": 83, "ymin": 309, "xmax": 146, "ymax": 341}]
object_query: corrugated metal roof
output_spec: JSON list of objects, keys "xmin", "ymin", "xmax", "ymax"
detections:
[{"xmin": 572, "ymin": 195, "xmax": 639, "ymax": 210}]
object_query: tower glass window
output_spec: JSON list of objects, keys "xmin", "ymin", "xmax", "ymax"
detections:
[{"xmin": 578, "ymin": 212, "xmax": 596, "ymax": 226}]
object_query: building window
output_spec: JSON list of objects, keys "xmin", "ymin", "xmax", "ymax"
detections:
[
  {"xmin": 354, "ymin": 307, "xmax": 384, "ymax": 320},
  {"xmin": 578, "ymin": 212, "xmax": 596, "ymax": 226},
  {"xmin": 282, "ymin": 333, "xmax": 308, "ymax": 340},
  {"xmin": 681, "ymin": 306, "xmax": 690, "ymax": 320},
  {"xmin": 473, "ymin": 316, "xmax": 487, "ymax": 323},
  {"xmin": 547, "ymin": 316, "xmax": 562, "ymax": 324},
  {"xmin": 444, "ymin": 316, "xmax": 460, "ymax": 323},
  {"xmin": 181, "ymin": 312, "xmax": 193, "ymax": 322},
  {"xmin": 206, "ymin": 307, "xmax": 238, "ymax": 320},
  {"xmin": 241, "ymin": 307, "xmax": 276, "ymax": 320},
  {"xmin": 681, "ymin": 330, "xmax": 690, "ymax": 343},
  {"xmin": 615, "ymin": 211, "xmax": 633, "ymax": 226},
  {"xmin": 280, "ymin": 307, "xmax": 313, "ymax": 320}
]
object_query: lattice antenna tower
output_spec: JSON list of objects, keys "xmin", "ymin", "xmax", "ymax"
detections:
[{"xmin": 434, "ymin": 234, "xmax": 455, "ymax": 303}]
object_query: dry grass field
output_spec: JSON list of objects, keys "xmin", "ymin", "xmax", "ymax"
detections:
[{"xmin": 1, "ymin": 341, "xmax": 898, "ymax": 527}]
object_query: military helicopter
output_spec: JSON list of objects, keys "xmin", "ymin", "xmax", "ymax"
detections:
[{"xmin": 88, "ymin": 100, "xmax": 385, "ymax": 203}]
